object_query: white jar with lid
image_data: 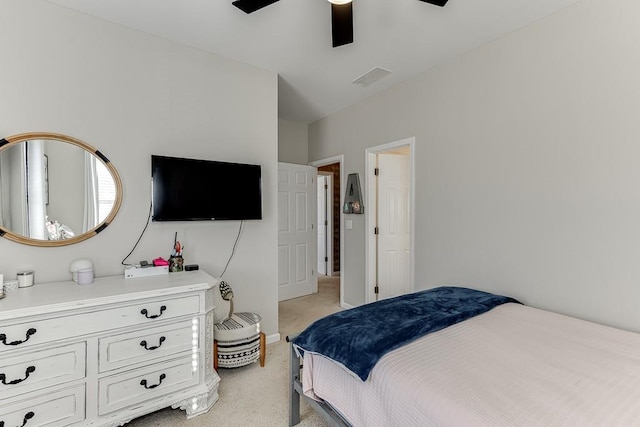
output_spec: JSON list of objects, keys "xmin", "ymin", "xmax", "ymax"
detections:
[
  {"xmin": 70, "ymin": 258, "xmax": 93, "ymax": 282},
  {"xmin": 17, "ymin": 271, "xmax": 34, "ymax": 287},
  {"xmin": 77, "ymin": 268, "xmax": 94, "ymax": 285}
]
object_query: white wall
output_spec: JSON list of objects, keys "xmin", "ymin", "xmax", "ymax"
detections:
[
  {"xmin": 0, "ymin": 0, "xmax": 279, "ymax": 336},
  {"xmin": 278, "ymin": 118, "xmax": 308, "ymax": 164},
  {"xmin": 309, "ymin": 0, "xmax": 640, "ymax": 332}
]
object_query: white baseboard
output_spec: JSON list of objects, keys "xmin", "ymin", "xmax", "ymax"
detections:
[{"xmin": 266, "ymin": 333, "xmax": 281, "ymax": 345}]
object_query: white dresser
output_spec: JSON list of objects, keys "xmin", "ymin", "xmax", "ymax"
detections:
[{"xmin": 0, "ymin": 270, "xmax": 221, "ymax": 427}]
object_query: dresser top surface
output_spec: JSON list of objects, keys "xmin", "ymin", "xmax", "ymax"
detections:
[{"xmin": 0, "ymin": 270, "xmax": 218, "ymax": 321}]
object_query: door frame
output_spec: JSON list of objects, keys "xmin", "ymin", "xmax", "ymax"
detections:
[
  {"xmin": 365, "ymin": 137, "xmax": 416, "ymax": 304},
  {"xmin": 309, "ymin": 154, "xmax": 346, "ymax": 308},
  {"xmin": 317, "ymin": 172, "xmax": 333, "ymax": 277}
]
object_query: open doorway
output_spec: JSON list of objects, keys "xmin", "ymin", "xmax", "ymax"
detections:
[
  {"xmin": 365, "ymin": 138, "xmax": 415, "ymax": 303},
  {"xmin": 311, "ymin": 155, "xmax": 344, "ymax": 307}
]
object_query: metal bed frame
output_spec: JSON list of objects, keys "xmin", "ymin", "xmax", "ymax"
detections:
[{"xmin": 287, "ymin": 334, "xmax": 351, "ymax": 427}]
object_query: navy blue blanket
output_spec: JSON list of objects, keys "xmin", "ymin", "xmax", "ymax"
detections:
[{"xmin": 293, "ymin": 286, "xmax": 520, "ymax": 381}]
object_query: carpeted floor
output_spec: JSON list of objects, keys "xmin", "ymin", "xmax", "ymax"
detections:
[{"xmin": 127, "ymin": 275, "xmax": 341, "ymax": 427}]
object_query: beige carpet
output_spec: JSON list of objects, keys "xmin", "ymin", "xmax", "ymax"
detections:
[{"xmin": 127, "ymin": 275, "xmax": 342, "ymax": 427}]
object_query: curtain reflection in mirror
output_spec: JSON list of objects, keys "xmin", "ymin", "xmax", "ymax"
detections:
[
  {"xmin": 83, "ymin": 152, "xmax": 116, "ymax": 232},
  {"xmin": 0, "ymin": 141, "xmax": 47, "ymax": 237},
  {"xmin": 0, "ymin": 143, "xmax": 27, "ymax": 232}
]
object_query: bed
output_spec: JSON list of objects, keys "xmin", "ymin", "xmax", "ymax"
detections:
[{"xmin": 287, "ymin": 286, "xmax": 640, "ymax": 427}]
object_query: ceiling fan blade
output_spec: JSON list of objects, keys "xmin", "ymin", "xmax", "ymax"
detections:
[
  {"xmin": 418, "ymin": 0, "xmax": 449, "ymax": 6},
  {"xmin": 232, "ymin": 0, "xmax": 280, "ymax": 14},
  {"xmin": 331, "ymin": 3, "xmax": 353, "ymax": 48}
]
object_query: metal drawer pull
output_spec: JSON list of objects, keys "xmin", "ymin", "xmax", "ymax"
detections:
[
  {"xmin": 0, "ymin": 366, "xmax": 36, "ymax": 385},
  {"xmin": 140, "ymin": 373, "xmax": 166, "ymax": 389},
  {"xmin": 140, "ymin": 305, "xmax": 167, "ymax": 319},
  {"xmin": 140, "ymin": 336, "xmax": 166, "ymax": 351},
  {"xmin": 0, "ymin": 411, "xmax": 35, "ymax": 427},
  {"xmin": 0, "ymin": 328, "xmax": 37, "ymax": 346}
]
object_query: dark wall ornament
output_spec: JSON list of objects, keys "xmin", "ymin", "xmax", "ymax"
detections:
[{"xmin": 343, "ymin": 173, "xmax": 363, "ymax": 214}]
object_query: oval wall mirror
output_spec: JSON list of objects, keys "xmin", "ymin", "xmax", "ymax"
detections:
[{"xmin": 0, "ymin": 132, "xmax": 123, "ymax": 247}]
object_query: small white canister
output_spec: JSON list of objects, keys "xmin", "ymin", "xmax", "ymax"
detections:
[
  {"xmin": 70, "ymin": 259, "xmax": 93, "ymax": 282},
  {"xmin": 77, "ymin": 268, "xmax": 94, "ymax": 285},
  {"xmin": 0, "ymin": 273, "xmax": 4, "ymax": 297},
  {"xmin": 17, "ymin": 271, "xmax": 34, "ymax": 288}
]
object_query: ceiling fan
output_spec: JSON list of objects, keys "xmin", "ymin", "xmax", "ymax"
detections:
[{"xmin": 232, "ymin": 0, "xmax": 449, "ymax": 48}]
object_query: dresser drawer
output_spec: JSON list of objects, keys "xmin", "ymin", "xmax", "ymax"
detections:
[
  {"xmin": 0, "ymin": 342, "xmax": 85, "ymax": 400},
  {"xmin": 0, "ymin": 384, "xmax": 85, "ymax": 427},
  {"xmin": 98, "ymin": 356, "xmax": 198, "ymax": 415},
  {"xmin": 0, "ymin": 295, "xmax": 200, "ymax": 353},
  {"xmin": 98, "ymin": 320, "xmax": 196, "ymax": 373}
]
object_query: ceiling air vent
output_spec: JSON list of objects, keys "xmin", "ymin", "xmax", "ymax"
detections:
[{"xmin": 352, "ymin": 67, "xmax": 392, "ymax": 88}]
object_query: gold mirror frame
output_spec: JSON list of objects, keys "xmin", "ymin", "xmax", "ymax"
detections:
[{"xmin": 0, "ymin": 132, "xmax": 123, "ymax": 247}]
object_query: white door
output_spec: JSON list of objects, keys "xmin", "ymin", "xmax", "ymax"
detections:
[
  {"xmin": 317, "ymin": 175, "xmax": 328, "ymax": 275},
  {"xmin": 377, "ymin": 153, "xmax": 411, "ymax": 300},
  {"xmin": 278, "ymin": 162, "xmax": 317, "ymax": 301}
]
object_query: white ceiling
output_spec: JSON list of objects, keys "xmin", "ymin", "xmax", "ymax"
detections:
[{"xmin": 47, "ymin": 0, "xmax": 584, "ymax": 124}]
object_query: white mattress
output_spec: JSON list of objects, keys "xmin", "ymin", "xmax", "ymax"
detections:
[{"xmin": 303, "ymin": 303, "xmax": 640, "ymax": 426}]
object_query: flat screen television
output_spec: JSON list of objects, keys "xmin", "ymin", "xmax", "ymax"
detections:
[{"xmin": 151, "ymin": 155, "xmax": 262, "ymax": 221}]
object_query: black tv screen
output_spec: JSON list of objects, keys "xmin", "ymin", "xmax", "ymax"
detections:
[{"xmin": 151, "ymin": 155, "xmax": 262, "ymax": 221}]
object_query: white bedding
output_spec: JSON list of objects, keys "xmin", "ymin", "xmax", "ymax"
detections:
[{"xmin": 303, "ymin": 303, "xmax": 640, "ymax": 426}]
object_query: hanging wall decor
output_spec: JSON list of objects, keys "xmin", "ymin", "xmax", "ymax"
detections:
[{"xmin": 343, "ymin": 173, "xmax": 363, "ymax": 214}]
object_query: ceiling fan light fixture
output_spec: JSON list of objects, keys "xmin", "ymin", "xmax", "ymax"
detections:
[
  {"xmin": 327, "ymin": 0, "xmax": 352, "ymax": 4},
  {"xmin": 331, "ymin": 1, "xmax": 353, "ymax": 47}
]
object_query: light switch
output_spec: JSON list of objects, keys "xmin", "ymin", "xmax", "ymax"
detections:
[{"xmin": 345, "ymin": 219, "xmax": 353, "ymax": 230}]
